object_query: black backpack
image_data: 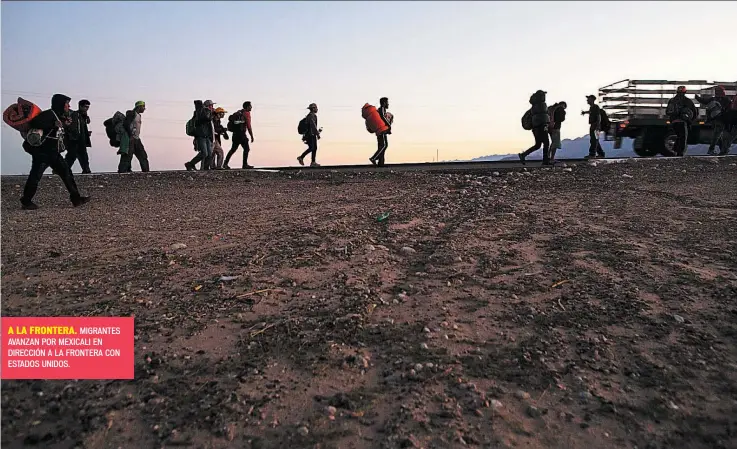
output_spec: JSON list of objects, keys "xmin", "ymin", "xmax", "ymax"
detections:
[
  {"xmin": 599, "ymin": 108, "xmax": 611, "ymax": 133},
  {"xmin": 227, "ymin": 113, "xmax": 237, "ymax": 133},
  {"xmin": 521, "ymin": 109, "xmax": 533, "ymax": 130},
  {"xmin": 297, "ymin": 116, "xmax": 309, "ymax": 135},
  {"xmin": 103, "ymin": 115, "xmax": 121, "ymax": 147}
]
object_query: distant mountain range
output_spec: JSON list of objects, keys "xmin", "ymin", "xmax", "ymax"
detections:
[{"xmin": 455, "ymin": 135, "xmax": 730, "ymax": 162}]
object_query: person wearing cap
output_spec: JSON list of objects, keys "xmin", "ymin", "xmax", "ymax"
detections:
[
  {"xmin": 185, "ymin": 100, "xmax": 216, "ymax": 171},
  {"xmin": 297, "ymin": 103, "xmax": 322, "ymax": 167},
  {"xmin": 210, "ymin": 107, "xmax": 229, "ymax": 169},
  {"xmin": 581, "ymin": 95, "xmax": 605, "ymax": 159},
  {"xmin": 665, "ymin": 86, "xmax": 697, "ymax": 156},
  {"xmin": 547, "ymin": 101, "xmax": 567, "ymax": 163},
  {"xmin": 518, "ymin": 90, "xmax": 552, "ymax": 165},
  {"xmin": 119, "ymin": 101, "xmax": 150, "ymax": 172},
  {"xmin": 64, "ymin": 99, "xmax": 93, "ymax": 174},
  {"xmin": 695, "ymin": 86, "xmax": 732, "ymax": 155},
  {"xmin": 223, "ymin": 101, "xmax": 254, "ymax": 169}
]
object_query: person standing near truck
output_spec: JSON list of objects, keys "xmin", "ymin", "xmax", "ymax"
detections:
[
  {"xmin": 666, "ymin": 86, "xmax": 698, "ymax": 156},
  {"xmin": 695, "ymin": 86, "xmax": 732, "ymax": 155},
  {"xmin": 581, "ymin": 95, "xmax": 605, "ymax": 159},
  {"xmin": 518, "ymin": 90, "xmax": 552, "ymax": 165}
]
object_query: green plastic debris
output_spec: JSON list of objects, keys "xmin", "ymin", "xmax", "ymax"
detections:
[{"xmin": 377, "ymin": 212, "xmax": 391, "ymax": 222}]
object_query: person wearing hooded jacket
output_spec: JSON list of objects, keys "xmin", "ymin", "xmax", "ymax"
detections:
[
  {"xmin": 518, "ymin": 90, "xmax": 552, "ymax": 165},
  {"xmin": 666, "ymin": 86, "xmax": 698, "ymax": 156},
  {"xmin": 185, "ymin": 100, "xmax": 216, "ymax": 170},
  {"xmin": 695, "ymin": 86, "xmax": 733, "ymax": 155},
  {"xmin": 64, "ymin": 99, "xmax": 93, "ymax": 173},
  {"xmin": 119, "ymin": 101, "xmax": 150, "ymax": 172},
  {"xmin": 19, "ymin": 94, "xmax": 90, "ymax": 210}
]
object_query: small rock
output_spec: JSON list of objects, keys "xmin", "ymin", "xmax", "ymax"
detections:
[
  {"xmin": 400, "ymin": 246, "xmax": 417, "ymax": 255},
  {"xmin": 423, "ymin": 327, "xmax": 431, "ymax": 333},
  {"xmin": 490, "ymin": 399, "xmax": 503, "ymax": 410},
  {"xmin": 622, "ymin": 174, "xmax": 633, "ymax": 178},
  {"xmin": 425, "ymin": 362, "xmax": 434, "ymax": 369},
  {"xmin": 218, "ymin": 276, "xmax": 239, "ymax": 282},
  {"xmin": 297, "ymin": 426, "xmax": 309, "ymax": 436},
  {"xmin": 170, "ymin": 243, "xmax": 187, "ymax": 251},
  {"xmin": 366, "ymin": 244, "xmax": 376, "ymax": 251},
  {"xmin": 420, "ymin": 343, "xmax": 429, "ymax": 350},
  {"xmin": 492, "ymin": 172, "xmax": 500, "ymax": 177},
  {"xmin": 326, "ymin": 406, "xmax": 337, "ymax": 416},
  {"xmin": 414, "ymin": 363, "xmax": 423, "ymax": 371},
  {"xmin": 526, "ymin": 405, "xmax": 541, "ymax": 418},
  {"xmin": 515, "ymin": 390, "xmax": 530, "ymax": 400},
  {"xmin": 674, "ymin": 314, "xmax": 685, "ymax": 324},
  {"xmin": 563, "ymin": 167, "xmax": 573, "ymax": 172}
]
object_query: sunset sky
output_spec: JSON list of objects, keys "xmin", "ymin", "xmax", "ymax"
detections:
[{"xmin": 2, "ymin": 1, "xmax": 736, "ymax": 174}]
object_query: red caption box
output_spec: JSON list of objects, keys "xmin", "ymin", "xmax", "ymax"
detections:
[{"xmin": 1, "ymin": 317, "xmax": 134, "ymax": 380}]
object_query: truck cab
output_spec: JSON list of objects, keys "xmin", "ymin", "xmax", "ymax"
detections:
[{"xmin": 599, "ymin": 80, "xmax": 736, "ymax": 157}]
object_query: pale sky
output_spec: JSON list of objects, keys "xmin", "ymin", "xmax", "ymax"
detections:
[{"xmin": 2, "ymin": 1, "xmax": 736, "ymax": 174}]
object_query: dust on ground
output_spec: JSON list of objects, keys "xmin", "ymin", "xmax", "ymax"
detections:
[{"xmin": 2, "ymin": 157, "xmax": 737, "ymax": 449}]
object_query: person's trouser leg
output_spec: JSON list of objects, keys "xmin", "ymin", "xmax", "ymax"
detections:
[
  {"xmin": 190, "ymin": 137, "xmax": 206, "ymax": 166},
  {"xmin": 23, "ymin": 149, "xmax": 81, "ymax": 204},
  {"xmin": 48, "ymin": 150, "xmax": 82, "ymax": 202},
  {"xmin": 203, "ymin": 139, "xmax": 213, "ymax": 170},
  {"xmin": 522, "ymin": 127, "xmax": 545, "ymax": 158},
  {"xmin": 299, "ymin": 135, "xmax": 318, "ymax": 163},
  {"xmin": 78, "ymin": 146, "xmax": 91, "ymax": 173},
  {"xmin": 550, "ymin": 129, "xmax": 561, "ymax": 160},
  {"xmin": 224, "ymin": 138, "xmax": 243, "ymax": 167},
  {"xmin": 131, "ymin": 139, "xmax": 150, "ymax": 171},
  {"xmin": 541, "ymin": 127, "xmax": 550, "ymax": 163},
  {"xmin": 588, "ymin": 126, "xmax": 599, "ymax": 157},
  {"xmin": 118, "ymin": 153, "xmax": 132, "ymax": 173},
  {"xmin": 708, "ymin": 120, "xmax": 724, "ymax": 154},
  {"xmin": 372, "ymin": 133, "xmax": 388, "ymax": 165},
  {"xmin": 719, "ymin": 124, "xmax": 737, "ymax": 155},
  {"xmin": 22, "ymin": 154, "xmax": 47, "ymax": 205},
  {"xmin": 64, "ymin": 146, "xmax": 78, "ymax": 172},
  {"xmin": 241, "ymin": 139, "xmax": 251, "ymax": 168}
]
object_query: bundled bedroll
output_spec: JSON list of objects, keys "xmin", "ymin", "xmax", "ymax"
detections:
[
  {"xmin": 362, "ymin": 103, "xmax": 389, "ymax": 135},
  {"xmin": 3, "ymin": 97, "xmax": 42, "ymax": 135}
]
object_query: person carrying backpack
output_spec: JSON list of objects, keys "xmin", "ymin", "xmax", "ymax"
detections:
[
  {"xmin": 370, "ymin": 97, "xmax": 393, "ymax": 166},
  {"xmin": 223, "ymin": 101, "xmax": 254, "ymax": 169},
  {"xmin": 185, "ymin": 100, "xmax": 216, "ymax": 171},
  {"xmin": 695, "ymin": 86, "xmax": 732, "ymax": 155},
  {"xmin": 19, "ymin": 93, "xmax": 90, "ymax": 210},
  {"xmin": 118, "ymin": 101, "xmax": 150, "ymax": 172},
  {"xmin": 665, "ymin": 86, "xmax": 698, "ymax": 156},
  {"xmin": 210, "ymin": 107, "xmax": 229, "ymax": 169},
  {"xmin": 547, "ymin": 101, "xmax": 567, "ymax": 162},
  {"xmin": 518, "ymin": 90, "xmax": 552, "ymax": 165},
  {"xmin": 297, "ymin": 103, "xmax": 322, "ymax": 167},
  {"xmin": 581, "ymin": 95, "xmax": 606, "ymax": 159},
  {"xmin": 64, "ymin": 99, "xmax": 93, "ymax": 173}
]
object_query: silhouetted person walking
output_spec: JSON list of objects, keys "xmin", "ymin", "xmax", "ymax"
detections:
[
  {"xmin": 224, "ymin": 102, "xmax": 254, "ymax": 169},
  {"xmin": 20, "ymin": 94, "xmax": 90, "ymax": 210},
  {"xmin": 581, "ymin": 95, "xmax": 605, "ymax": 159},
  {"xmin": 64, "ymin": 99, "xmax": 92, "ymax": 173},
  {"xmin": 519, "ymin": 90, "xmax": 552, "ymax": 165},
  {"xmin": 297, "ymin": 103, "xmax": 322, "ymax": 167},
  {"xmin": 370, "ymin": 97, "xmax": 393, "ymax": 166},
  {"xmin": 118, "ymin": 101, "xmax": 150, "ymax": 172}
]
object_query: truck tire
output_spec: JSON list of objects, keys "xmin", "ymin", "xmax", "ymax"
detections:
[
  {"xmin": 633, "ymin": 132, "xmax": 658, "ymax": 157},
  {"xmin": 662, "ymin": 132, "xmax": 679, "ymax": 156}
]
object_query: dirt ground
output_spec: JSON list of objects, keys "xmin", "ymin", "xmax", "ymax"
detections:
[{"xmin": 2, "ymin": 157, "xmax": 737, "ymax": 449}]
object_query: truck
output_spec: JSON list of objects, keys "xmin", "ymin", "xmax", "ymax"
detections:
[{"xmin": 598, "ymin": 80, "xmax": 737, "ymax": 157}]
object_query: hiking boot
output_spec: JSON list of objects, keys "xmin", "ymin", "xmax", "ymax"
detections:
[
  {"xmin": 243, "ymin": 164, "xmax": 253, "ymax": 169},
  {"xmin": 72, "ymin": 196, "xmax": 91, "ymax": 207},
  {"xmin": 222, "ymin": 164, "xmax": 231, "ymax": 169},
  {"xmin": 310, "ymin": 161, "xmax": 320, "ymax": 167},
  {"xmin": 369, "ymin": 157, "xmax": 377, "ymax": 165},
  {"xmin": 82, "ymin": 170, "xmax": 92, "ymax": 174},
  {"xmin": 20, "ymin": 199, "xmax": 38, "ymax": 210},
  {"xmin": 297, "ymin": 156, "xmax": 304, "ymax": 166},
  {"xmin": 707, "ymin": 149, "xmax": 717, "ymax": 156},
  {"xmin": 518, "ymin": 153, "xmax": 526, "ymax": 163},
  {"xmin": 184, "ymin": 162, "xmax": 196, "ymax": 171}
]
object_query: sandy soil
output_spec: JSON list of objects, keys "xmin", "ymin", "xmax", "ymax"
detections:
[{"xmin": 2, "ymin": 157, "xmax": 737, "ymax": 449}]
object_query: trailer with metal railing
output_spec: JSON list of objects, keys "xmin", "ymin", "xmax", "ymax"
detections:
[{"xmin": 598, "ymin": 80, "xmax": 737, "ymax": 157}]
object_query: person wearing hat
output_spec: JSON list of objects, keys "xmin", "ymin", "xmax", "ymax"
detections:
[
  {"xmin": 64, "ymin": 99, "xmax": 93, "ymax": 174},
  {"xmin": 297, "ymin": 103, "xmax": 322, "ymax": 167},
  {"xmin": 518, "ymin": 90, "xmax": 552, "ymax": 165},
  {"xmin": 665, "ymin": 86, "xmax": 697, "ymax": 156},
  {"xmin": 119, "ymin": 100, "xmax": 150, "ymax": 172},
  {"xmin": 223, "ymin": 101, "xmax": 254, "ymax": 169},
  {"xmin": 581, "ymin": 95, "xmax": 605, "ymax": 159},
  {"xmin": 210, "ymin": 107, "xmax": 229, "ymax": 169},
  {"xmin": 185, "ymin": 100, "xmax": 216, "ymax": 171},
  {"xmin": 695, "ymin": 85, "xmax": 732, "ymax": 155}
]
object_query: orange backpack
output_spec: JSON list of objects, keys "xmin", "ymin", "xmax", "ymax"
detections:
[
  {"xmin": 362, "ymin": 104, "xmax": 390, "ymax": 135},
  {"xmin": 3, "ymin": 97, "xmax": 42, "ymax": 136}
]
